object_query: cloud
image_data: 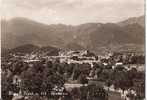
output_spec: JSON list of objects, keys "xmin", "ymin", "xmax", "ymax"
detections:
[{"xmin": 1, "ymin": 0, "xmax": 144, "ymax": 25}]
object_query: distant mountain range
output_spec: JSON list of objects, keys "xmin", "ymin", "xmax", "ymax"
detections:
[
  {"xmin": 1, "ymin": 16, "xmax": 145, "ymax": 54},
  {"xmin": 118, "ymin": 16, "xmax": 145, "ymax": 27}
]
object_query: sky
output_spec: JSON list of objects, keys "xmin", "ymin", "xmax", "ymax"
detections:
[{"xmin": 1, "ymin": 0, "xmax": 145, "ymax": 25}]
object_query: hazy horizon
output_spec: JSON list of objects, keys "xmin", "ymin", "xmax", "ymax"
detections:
[
  {"xmin": 2, "ymin": 15, "xmax": 144, "ymax": 26},
  {"xmin": 1, "ymin": 0, "xmax": 144, "ymax": 25}
]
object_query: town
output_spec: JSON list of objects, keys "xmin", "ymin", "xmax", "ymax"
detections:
[{"xmin": 2, "ymin": 48, "xmax": 145, "ymax": 100}]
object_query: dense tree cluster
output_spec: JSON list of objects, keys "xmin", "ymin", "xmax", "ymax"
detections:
[
  {"xmin": 71, "ymin": 85, "xmax": 108, "ymax": 100},
  {"xmin": 1, "ymin": 51, "xmax": 145, "ymax": 100}
]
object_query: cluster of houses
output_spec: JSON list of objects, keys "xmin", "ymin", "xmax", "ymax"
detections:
[{"xmin": 2, "ymin": 49, "xmax": 145, "ymax": 100}]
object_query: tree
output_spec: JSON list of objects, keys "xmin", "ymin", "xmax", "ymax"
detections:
[
  {"xmin": 105, "ymin": 80, "xmax": 112, "ymax": 91},
  {"xmin": 71, "ymin": 88, "xmax": 81, "ymax": 100},
  {"xmin": 79, "ymin": 86, "xmax": 89, "ymax": 100},
  {"xmin": 87, "ymin": 84, "xmax": 108, "ymax": 100},
  {"xmin": 72, "ymin": 67, "xmax": 81, "ymax": 80},
  {"xmin": 1, "ymin": 72, "xmax": 13, "ymax": 100},
  {"xmin": 78, "ymin": 73, "xmax": 88, "ymax": 85}
]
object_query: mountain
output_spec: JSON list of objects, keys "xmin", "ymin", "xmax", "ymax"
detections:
[
  {"xmin": 34, "ymin": 46, "xmax": 60, "ymax": 56},
  {"xmin": 118, "ymin": 16, "xmax": 145, "ymax": 27},
  {"xmin": 11, "ymin": 44, "xmax": 39, "ymax": 54},
  {"xmin": 5, "ymin": 44, "xmax": 59, "ymax": 56},
  {"xmin": 90, "ymin": 23, "xmax": 144, "ymax": 46},
  {"xmin": 1, "ymin": 18, "xmax": 66, "ymax": 49},
  {"xmin": 65, "ymin": 42, "xmax": 85, "ymax": 50},
  {"xmin": 1, "ymin": 16, "xmax": 145, "ymax": 53}
]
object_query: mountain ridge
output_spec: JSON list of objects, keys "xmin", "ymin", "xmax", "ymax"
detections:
[{"xmin": 1, "ymin": 15, "xmax": 145, "ymax": 53}]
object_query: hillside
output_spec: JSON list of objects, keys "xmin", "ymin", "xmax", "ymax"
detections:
[
  {"xmin": 1, "ymin": 18, "xmax": 65, "ymax": 49},
  {"xmin": 118, "ymin": 16, "xmax": 145, "ymax": 27},
  {"xmin": 11, "ymin": 44, "xmax": 39, "ymax": 54},
  {"xmin": 1, "ymin": 16, "xmax": 145, "ymax": 53}
]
